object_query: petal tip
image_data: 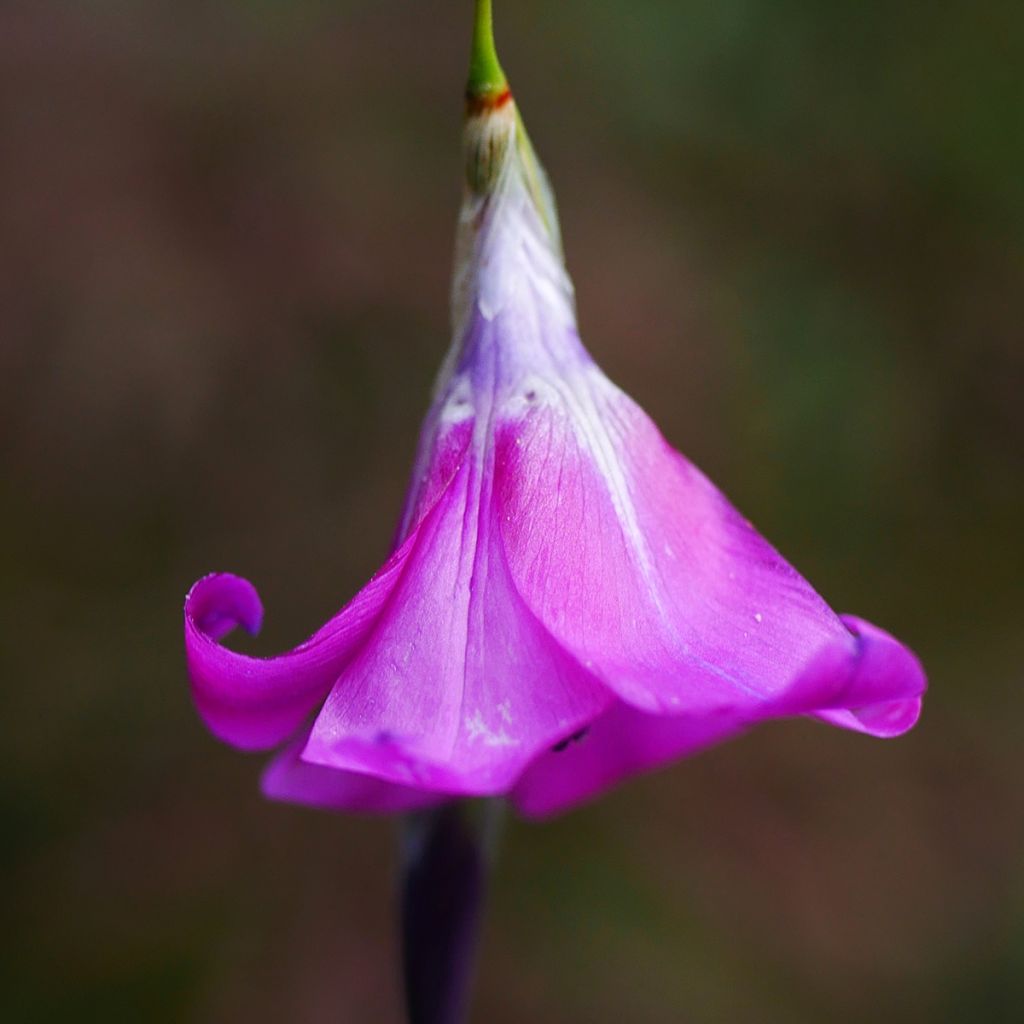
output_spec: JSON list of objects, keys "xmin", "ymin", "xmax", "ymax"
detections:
[
  {"xmin": 185, "ymin": 572, "xmax": 264, "ymax": 641},
  {"xmin": 840, "ymin": 613, "xmax": 928, "ymax": 698},
  {"xmin": 806, "ymin": 614, "xmax": 927, "ymax": 738}
]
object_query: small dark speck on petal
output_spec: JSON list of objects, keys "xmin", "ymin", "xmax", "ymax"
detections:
[{"xmin": 551, "ymin": 728, "xmax": 589, "ymax": 753}]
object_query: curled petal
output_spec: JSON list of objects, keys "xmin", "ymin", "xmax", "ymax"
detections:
[
  {"xmin": 187, "ymin": 572, "xmax": 264, "ymax": 641},
  {"xmin": 184, "ymin": 431, "xmax": 476, "ymax": 753},
  {"xmin": 185, "ymin": 550, "xmax": 412, "ymax": 751},
  {"xmin": 800, "ymin": 615, "xmax": 925, "ymax": 737}
]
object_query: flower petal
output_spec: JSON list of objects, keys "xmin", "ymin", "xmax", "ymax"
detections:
[
  {"xmin": 496, "ymin": 366, "xmax": 925, "ymax": 726},
  {"xmin": 261, "ymin": 727, "xmax": 444, "ymax": 815},
  {"xmin": 301, "ymin": 455, "xmax": 613, "ymax": 794},
  {"xmin": 800, "ymin": 615, "xmax": 925, "ymax": 736},
  {"xmin": 512, "ymin": 700, "xmax": 746, "ymax": 818},
  {"xmin": 185, "ymin": 544, "xmax": 420, "ymax": 750},
  {"xmin": 184, "ymin": 424, "xmax": 478, "ymax": 753},
  {"xmin": 513, "ymin": 616, "xmax": 924, "ymax": 818}
]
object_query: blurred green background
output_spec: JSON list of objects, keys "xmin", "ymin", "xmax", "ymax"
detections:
[{"xmin": 2, "ymin": 1, "xmax": 1022, "ymax": 1021}]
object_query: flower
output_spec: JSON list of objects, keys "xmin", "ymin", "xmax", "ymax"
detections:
[{"xmin": 183, "ymin": 22, "xmax": 925, "ymax": 820}]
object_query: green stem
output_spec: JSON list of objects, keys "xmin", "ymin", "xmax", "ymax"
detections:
[{"xmin": 467, "ymin": 0, "xmax": 507, "ymax": 99}]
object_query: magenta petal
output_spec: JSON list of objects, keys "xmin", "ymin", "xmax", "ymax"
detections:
[
  {"xmin": 261, "ymin": 727, "xmax": 444, "ymax": 815},
  {"xmin": 301, "ymin": 456, "xmax": 613, "ymax": 795},
  {"xmin": 496, "ymin": 379, "xmax": 922, "ymax": 728},
  {"xmin": 512, "ymin": 701, "xmax": 747, "ymax": 818},
  {"xmin": 512, "ymin": 614, "xmax": 924, "ymax": 818},
  {"xmin": 184, "ymin": 539, "xmax": 417, "ymax": 751},
  {"xmin": 183, "ymin": 432, "xmax": 474, "ymax": 754},
  {"xmin": 800, "ymin": 615, "xmax": 925, "ymax": 736}
]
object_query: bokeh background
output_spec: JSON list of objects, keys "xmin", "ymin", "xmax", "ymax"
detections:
[{"xmin": 2, "ymin": 2, "xmax": 1022, "ymax": 1021}]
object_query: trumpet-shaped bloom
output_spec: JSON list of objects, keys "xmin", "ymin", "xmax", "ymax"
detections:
[{"xmin": 184, "ymin": 78, "xmax": 925, "ymax": 819}]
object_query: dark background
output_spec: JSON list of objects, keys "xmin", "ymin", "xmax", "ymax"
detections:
[{"xmin": 2, "ymin": 2, "xmax": 1022, "ymax": 1021}]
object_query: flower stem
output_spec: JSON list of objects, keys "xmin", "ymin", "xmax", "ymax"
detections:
[
  {"xmin": 399, "ymin": 801, "xmax": 501, "ymax": 1024},
  {"xmin": 467, "ymin": 0, "xmax": 507, "ymax": 100}
]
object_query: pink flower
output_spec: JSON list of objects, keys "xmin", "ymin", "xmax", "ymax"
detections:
[{"xmin": 184, "ymin": 74, "xmax": 925, "ymax": 820}]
